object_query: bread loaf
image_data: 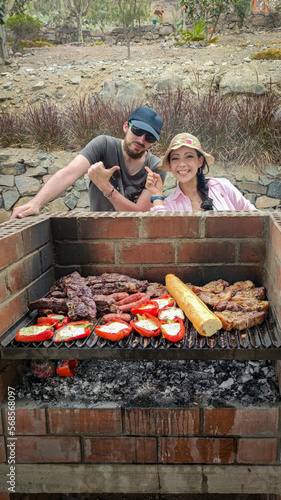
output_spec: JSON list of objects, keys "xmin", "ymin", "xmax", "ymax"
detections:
[{"xmin": 165, "ymin": 274, "xmax": 222, "ymax": 337}]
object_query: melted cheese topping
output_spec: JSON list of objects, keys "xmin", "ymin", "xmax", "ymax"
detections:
[
  {"xmin": 152, "ymin": 298, "xmax": 170, "ymax": 308},
  {"xmin": 159, "ymin": 308, "xmax": 185, "ymax": 321},
  {"xmin": 135, "ymin": 319, "xmax": 158, "ymax": 331},
  {"xmin": 162, "ymin": 323, "xmax": 181, "ymax": 336},
  {"xmin": 100, "ymin": 323, "xmax": 127, "ymax": 334},
  {"xmin": 19, "ymin": 326, "xmax": 49, "ymax": 336},
  {"xmin": 55, "ymin": 324, "xmax": 86, "ymax": 340}
]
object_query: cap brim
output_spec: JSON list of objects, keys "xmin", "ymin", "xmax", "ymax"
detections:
[{"xmin": 130, "ymin": 119, "xmax": 159, "ymax": 141}]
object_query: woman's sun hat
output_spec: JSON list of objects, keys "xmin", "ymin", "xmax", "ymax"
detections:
[{"xmin": 160, "ymin": 133, "xmax": 215, "ymax": 171}]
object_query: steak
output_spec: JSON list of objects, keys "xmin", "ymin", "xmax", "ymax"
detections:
[
  {"xmin": 214, "ymin": 310, "xmax": 268, "ymax": 331},
  {"xmin": 87, "ymin": 273, "xmax": 148, "ymax": 295}
]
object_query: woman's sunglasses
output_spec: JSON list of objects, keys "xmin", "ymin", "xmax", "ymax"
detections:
[{"xmin": 129, "ymin": 122, "xmax": 157, "ymax": 143}]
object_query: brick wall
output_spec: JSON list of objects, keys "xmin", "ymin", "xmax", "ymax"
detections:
[{"xmin": 0, "ymin": 405, "xmax": 281, "ymax": 494}]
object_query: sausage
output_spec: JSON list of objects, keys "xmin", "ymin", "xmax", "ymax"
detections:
[
  {"xmin": 108, "ymin": 292, "xmax": 130, "ymax": 301},
  {"xmin": 101, "ymin": 313, "xmax": 132, "ymax": 324},
  {"xmin": 115, "ymin": 292, "xmax": 146, "ymax": 306},
  {"xmin": 118, "ymin": 294, "xmax": 151, "ymax": 313}
]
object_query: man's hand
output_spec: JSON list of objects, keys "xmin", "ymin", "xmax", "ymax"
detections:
[
  {"xmin": 145, "ymin": 166, "xmax": 164, "ymax": 196},
  {"xmin": 10, "ymin": 202, "xmax": 40, "ymax": 220},
  {"xmin": 87, "ymin": 162, "xmax": 120, "ymax": 196}
]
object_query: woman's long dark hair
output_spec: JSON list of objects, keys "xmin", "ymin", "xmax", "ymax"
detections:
[{"xmin": 196, "ymin": 151, "xmax": 214, "ymax": 211}]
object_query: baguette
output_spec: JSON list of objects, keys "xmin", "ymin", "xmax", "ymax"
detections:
[{"xmin": 165, "ymin": 274, "xmax": 222, "ymax": 337}]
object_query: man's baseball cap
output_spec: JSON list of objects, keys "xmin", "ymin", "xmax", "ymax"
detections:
[{"xmin": 128, "ymin": 106, "xmax": 163, "ymax": 141}]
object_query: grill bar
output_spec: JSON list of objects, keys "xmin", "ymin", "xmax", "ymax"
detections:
[{"xmin": 1, "ymin": 311, "xmax": 281, "ymax": 361}]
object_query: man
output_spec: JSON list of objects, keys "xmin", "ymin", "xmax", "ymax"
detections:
[{"xmin": 10, "ymin": 106, "xmax": 165, "ymax": 218}]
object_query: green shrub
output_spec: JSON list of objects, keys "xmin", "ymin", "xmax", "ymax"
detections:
[{"xmin": 6, "ymin": 14, "xmax": 43, "ymax": 52}]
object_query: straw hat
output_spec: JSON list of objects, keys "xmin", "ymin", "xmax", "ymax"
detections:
[{"xmin": 160, "ymin": 133, "xmax": 215, "ymax": 171}]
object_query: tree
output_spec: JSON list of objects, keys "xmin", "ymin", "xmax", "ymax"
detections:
[
  {"xmin": 66, "ymin": 0, "xmax": 92, "ymax": 41},
  {"xmin": 181, "ymin": 0, "xmax": 239, "ymax": 38},
  {"xmin": 111, "ymin": 0, "xmax": 151, "ymax": 58}
]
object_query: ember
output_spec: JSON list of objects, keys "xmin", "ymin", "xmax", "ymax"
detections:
[{"xmin": 16, "ymin": 358, "xmax": 280, "ymax": 408}]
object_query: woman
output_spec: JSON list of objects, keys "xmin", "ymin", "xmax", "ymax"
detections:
[{"xmin": 145, "ymin": 133, "xmax": 256, "ymax": 211}]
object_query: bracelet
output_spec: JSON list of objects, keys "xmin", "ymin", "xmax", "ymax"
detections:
[
  {"xmin": 105, "ymin": 186, "xmax": 115, "ymax": 199},
  {"xmin": 151, "ymin": 196, "xmax": 164, "ymax": 202}
]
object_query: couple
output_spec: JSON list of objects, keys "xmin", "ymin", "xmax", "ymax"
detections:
[{"xmin": 10, "ymin": 105, "xmax": 255, "ymax": 219}]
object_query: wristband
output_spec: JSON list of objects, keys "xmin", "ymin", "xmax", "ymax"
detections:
[
  {"xmin": 151, "ymin": 196, "xmax": 164, "ymax": 202},
  {"xmin": 105, "ymin": 186, "xmax": 115, "ymax": 199}
]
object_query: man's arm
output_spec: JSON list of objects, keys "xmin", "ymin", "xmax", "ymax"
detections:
[
  {"xmin": 88, "ymin": 161, "xmax": 153, "ymax": 212},
  {"xmin": 10, "ymin": 154, "xmax": 90, "ymax": 219}
]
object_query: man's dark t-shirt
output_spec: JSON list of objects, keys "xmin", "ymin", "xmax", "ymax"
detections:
[{"xmin": 81, "ymin": 135, "xmax": 166, "ymax": 211}]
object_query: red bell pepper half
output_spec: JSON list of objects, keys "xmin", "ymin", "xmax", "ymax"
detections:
[
  {"xmin": 45, "ymin": 314, "xmax": 70, "ymax": 329},
  {"xmin": 95, "ymin": 319, "xmax": 132, "ymax": 341},
  {"xmin": 131, "ymin": 300, "xmax": 159, "ymax": 317},
  {"xmin": 160, "ymin": 318, "xmax": 185, "ymax": 342},
  {"xmin": 37, "ymin": 317, "xmax": 60, "ymax": 328},
  {"xmin": 150, "ymin": 294, "xmax": 176, "ymax": 312},
  {"xmin": 53, "ymin": 321, "xmax": 92, "ymax": 342},
  {"xmin": 56, "ymin": 359, "xmax": 78, "ymax": 377},
  {"xmin": 130, "ymin": 313, "xmax": 161, "ymax": 338},
  {"xmin": 15, "ymin": 325, "xmax": 55, "ymax": 342}
]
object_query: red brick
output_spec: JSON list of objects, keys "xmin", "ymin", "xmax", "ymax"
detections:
[
  {"xmin": 7, "ymin": 409, "xmax": 47, "ymax": 435},
  {"xmin": 160, "ymin": 437, "xmax": 234, "ymax": 464},
  {"xmin": 266, "ymin": 245, "xmax": 277, "ymax": 281},
  {"xmin": 84, "ymin": 437, "xmax": 157, "ymax": 463},
  {"xmin": 0, "ymin": 233, "xmax": 24, "ymax": 270},
  {"xmin": 143, "ymin": 266, "xmax": 202, "ymax": 285},
  {"xmin": 206, "ymin": 215, "xmax": 264, "ymax": 238},
  {"xmin": 237, "ymin": 438, "xmax": 278, "ymax": 464},
  {"xmin": 7, "ymin": 254, "xmax": 41, "ymax": 295},
  {"xmin": 239, "ymin": 240, "xmax": 266, "ymax": 263},
  {"xmin": 125, "ymin": 409, "xmax": 200, "ymax": 436},
  {"xmin": 269, "ymin": 219, "xmax": 281, "ymax": 262},
  {"xmin": 119, "ymin": 242, "xmax": 175, "ymax": 264},
  {"xmin": 276, "ymin": 263, "xmax": 281, "ymax": 300},
  {"xmin": 49, "ymin": 408, "xmax": 122, "ymax": 435},
  {"xmin": 178, "ymin": 241, "xmax": 235, "ymax": 263},
  {"xmin": 56, "ymin": 242, "xmax": 114, "ymax": 265},
  {"xmin": 22, "ymin": 220, "xmax": 50, "ymax": 253},
  {"xmin": 201, "ymin": 265, "xmax": 262, "ymax": 286},
  {"xmin": 0, "ymin": 493, "xmax": 10, "ymax": 500},
  {"xmin": 15, "ymin": 436, "xmax": 81, "ymax": 463},
  {"xmin": 0, "ymin": 408, "xmax": 3, "ymax": 434},
  {"xmin": 0, "ymin": 361, "xmax": 24, "ymax": 404},
  {"xmin": 204, "ymin": 408, "xmax": 279, "ymax": 436},
  {"xmin": 80, "ymin": 217, "xmax": 139, "ymax": 239},
  {"xmin": 141, "ymin": 215, "xmax": 200, "ymax": 239},
  {"xmin": 0, "ymin": 270, "xmax": 7, "ymax": 302},
  {"xmin": 0, "ymin": 436, "xmax": 6, "ymax": 462},
  {"xmin": 0, "ymin": 292, "xmax": 28, "ymax": 338}
]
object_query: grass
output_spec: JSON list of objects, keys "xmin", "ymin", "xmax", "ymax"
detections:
[{"xmin": 0, "ymin": 87, "xmax": 280, "ymax": 169}]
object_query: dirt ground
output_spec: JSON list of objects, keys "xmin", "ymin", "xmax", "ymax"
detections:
[{"xmin": 2, "ymin": 27, "xmax": 281, "ymax": 112}]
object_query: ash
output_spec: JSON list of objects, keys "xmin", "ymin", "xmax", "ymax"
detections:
[{"xmin": 16, "ymin": 359, "xmax": 281, "ymax": 408}]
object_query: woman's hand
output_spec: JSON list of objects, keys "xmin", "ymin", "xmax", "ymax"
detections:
[{"xmin": 145, "ymin": 167, "xmax": 164, "ymax": 196}]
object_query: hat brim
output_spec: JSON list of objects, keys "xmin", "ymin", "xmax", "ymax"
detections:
[
  {"xmin": 160, "ymin": 143, "xmax": 215, "ymax": 171},
  {"xmin": 130, "ymin": 119, "xmax": 160, "ymax": 141}
]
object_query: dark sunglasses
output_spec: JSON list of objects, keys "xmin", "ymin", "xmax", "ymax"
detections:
[{"xmin": 129, "ymin": 122, "xmax": 157, "ymax": 143}]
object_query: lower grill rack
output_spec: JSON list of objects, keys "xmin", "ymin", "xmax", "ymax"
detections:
[{"xmin": 1, "ymin": 311, "xmax": 281, "ymax": 361}]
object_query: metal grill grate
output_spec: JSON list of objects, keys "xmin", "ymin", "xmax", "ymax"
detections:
[{"xmin": 1, "ymin": 310, "xmax": 281, "ymax": 361}]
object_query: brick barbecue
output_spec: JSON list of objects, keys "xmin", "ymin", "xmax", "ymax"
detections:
[{"xmin": 0, "ymin": 210, "xmax": 281, "ymax": 497}]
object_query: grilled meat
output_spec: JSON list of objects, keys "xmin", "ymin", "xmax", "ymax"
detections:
[
  {"xmin": 214, "ymin": 310, "xmax": 268, "ymax": 331},
  {"xmin": 87, "ymin": 273, "xmax": 148, "ymax": 295},
  {"xmin": 146, "ymin": 282, "xmax": 168, "ymax": 297},
  {"xmin": 29, "ymin": 297, "xmax": 68, "ymax": 313}
]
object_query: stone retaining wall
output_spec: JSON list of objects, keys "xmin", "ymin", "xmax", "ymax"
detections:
[
  {"xmin": 0, "ymin": 148, "xmax": 280, "ymax": 222},
  {"xmin": 40, "ymin": 11, "xmax": 278, "ymax": 45}
]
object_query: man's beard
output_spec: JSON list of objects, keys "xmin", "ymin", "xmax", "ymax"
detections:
[{"xmin": 123, "ymin": 136, "xmax": 146, "ymax": 159}]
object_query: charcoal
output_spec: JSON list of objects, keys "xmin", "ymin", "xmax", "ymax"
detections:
[{"xmin": 15, "ymin": 359, "xmax": 280, "ymax": 409}]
